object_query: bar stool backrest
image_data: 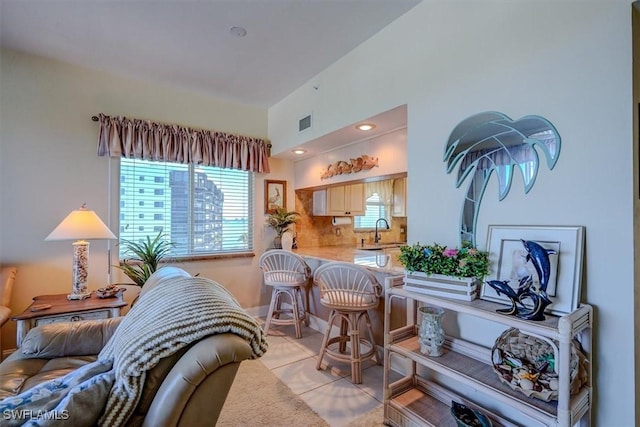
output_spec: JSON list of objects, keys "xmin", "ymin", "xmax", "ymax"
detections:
[
  {"xmin": 258, "ymin": 250, "xmax": 311, "ymax": 287},
  {"xmin": 313, "ymin": 262, "xmax": 382, "ymax": 310}
]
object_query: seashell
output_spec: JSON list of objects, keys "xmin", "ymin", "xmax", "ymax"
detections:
[
  {"xmin": 519, "ymin": 378, "xmax": 534, "ymax": 390},
  {"xmin": 492, "ymin": 348, "xmax": 503, "ymax": 365},
  {"xmin": 505, "ymin": 356, "xmax": 523, "ymax": 368},
  {"xmin": 549, "ymin": 378, "xmax": 559, "ymax": 391}
]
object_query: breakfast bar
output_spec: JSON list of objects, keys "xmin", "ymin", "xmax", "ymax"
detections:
[
  {"xmin": 293, "ymin": 245, "xmax": 407, "ymax": 345},
  {"xmin": 293, "ymin": 245, "xmax": 404, "ymax": 275}
]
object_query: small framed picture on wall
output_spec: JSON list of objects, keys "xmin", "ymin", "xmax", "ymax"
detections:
[{"xmin": 265, "ymin": 180, "xmax": 287, "ymax": 214}]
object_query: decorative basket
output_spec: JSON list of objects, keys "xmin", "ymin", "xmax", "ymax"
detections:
[{"xmin": 491, "ymin": 328, "xmax": 588, "ymax": 402}]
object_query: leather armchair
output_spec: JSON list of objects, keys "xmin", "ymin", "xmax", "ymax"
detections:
[{"xmin": 0, "ymin": 267, "xmax": 256, "ymax": 426}]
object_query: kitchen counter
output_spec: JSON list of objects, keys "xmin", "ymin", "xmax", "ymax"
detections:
[{"xmin": 293, "ymin": 246, "xmax": 405, "ymax": 274}]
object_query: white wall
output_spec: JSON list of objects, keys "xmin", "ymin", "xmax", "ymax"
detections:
[
  {"xmin": 0, "ymin": 48, "xmax": 291, "ymax": 349},
  {"xmin": 269, "ymin": 1, "xmax": 633, "ymax": 425},
  {"xmin": 293, "ymin": 128, "xmax": 407, "ymax": 189}
]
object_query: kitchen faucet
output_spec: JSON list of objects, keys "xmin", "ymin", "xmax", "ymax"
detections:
[{"xmin": 374, "ymin": 218, "xmax": 390, "ymax": 244}]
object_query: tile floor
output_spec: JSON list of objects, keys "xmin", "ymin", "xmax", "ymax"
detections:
[{"xmin": 257, "ymin": 321, "xmax": 393, "ymax": 427}]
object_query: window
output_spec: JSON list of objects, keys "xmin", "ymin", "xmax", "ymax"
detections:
[
  {"xmin": 119, "ymin": 158, "xmax": 253, "ymax": 258},
  {"xmin": 354, "ymin": 193, "xmax": 390, "ymax": 230}
]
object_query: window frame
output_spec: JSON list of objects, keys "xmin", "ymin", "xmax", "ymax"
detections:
[
  {"xmin": 353, "ymin": 192, "xmax": 391, "ymax": 231},
  {"xmin": 117, "ymin": 158, "xmax": 254, "ymax": 260}
]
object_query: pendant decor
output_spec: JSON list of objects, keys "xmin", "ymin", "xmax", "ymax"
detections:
[{"xmin": 320, "ymin": 154, "xmax": 378, "ymax": 180}]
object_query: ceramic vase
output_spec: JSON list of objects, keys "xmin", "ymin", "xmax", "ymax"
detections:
[
  {"xmin": 418, "ymin": 306, "xmax": 445, "ymax": 357},
  {"xmin": 281, "ymin": 231, "xmax": 294, "ymax": 251}
]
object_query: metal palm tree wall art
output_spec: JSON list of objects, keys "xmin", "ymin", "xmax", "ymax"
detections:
[{"xmin": 444, "ymin": 112, "xmax": 561, "ymax": 246}]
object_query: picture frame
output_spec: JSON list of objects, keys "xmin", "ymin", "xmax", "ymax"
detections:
[
  {"xmin": 265, "ymin": 180, "xmax": 287, "ymax": 214},
  {"xmin": 480, "ymin": 225, "xmax": 585, "ymax": 316}
]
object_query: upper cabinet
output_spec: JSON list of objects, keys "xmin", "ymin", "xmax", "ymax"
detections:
[
  {"xmin": 392, "ymin": 177, "xmax": 407, "ymax": 217},
  {"xmin": 313, "ymin": 183, "xmax": 365, "ymax": 216}
]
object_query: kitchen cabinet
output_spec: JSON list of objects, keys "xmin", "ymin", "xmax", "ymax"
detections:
[
  {"xmin": 392, "ymin": 177, "xmax": 407, "ymax": 217},
  {"xmin": 313, "ymin": 184, "xmax": 365, "ymax": 216},
  {"xmin": 383, "ymin": 286, "xmax": 592, "ymax": 427}
]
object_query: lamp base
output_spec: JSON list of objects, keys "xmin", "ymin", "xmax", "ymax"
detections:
[{"xmin": 67, "ymin": 292, "xmax": 91, "ymax": 301}]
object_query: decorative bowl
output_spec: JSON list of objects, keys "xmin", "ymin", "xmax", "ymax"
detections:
[
  {"xmin": 491, "ymin": 328, "xmax": 588, "ymax": 401},
  {"xmin": 95, "ymin": 285, "xmax": 126, "ymax": 299}
]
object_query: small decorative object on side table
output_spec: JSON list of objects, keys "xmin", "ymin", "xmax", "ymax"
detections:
[{"xmin": 12, "ymin": 292, "xmax": 127, "ymax": 347}]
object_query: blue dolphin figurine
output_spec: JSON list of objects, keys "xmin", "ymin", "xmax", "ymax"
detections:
[
  {"xmin": 521, "ymin": 240, "xmax": 556, "ymax": 294},
  {"xmin": 486, "ymin": 279, "xmax": 520, "ymax": 315},
  {"xmin": 486, "ymin": 280, "xmax": 517, "ymax": 300}
]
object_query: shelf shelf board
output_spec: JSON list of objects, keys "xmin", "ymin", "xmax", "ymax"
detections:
[
  {"xmin": 387, "ymin": 287, "xmax": 592, "ymax": 339},
  {"xmin": 390, "ymin": 336, "xmax": 559, "ymax": 419}
]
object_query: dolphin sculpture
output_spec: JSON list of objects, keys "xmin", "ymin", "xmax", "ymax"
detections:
[
  {"xmin": 521, "ymin": 240, "xmax": 556, "ymax": 295},
  {"xmin": 485, "ymin": 280, "xmax": 520, "ymax": 315},
  {"xmin": 515, "ymin": 275, "xmax": 533, "ymax": 300}
]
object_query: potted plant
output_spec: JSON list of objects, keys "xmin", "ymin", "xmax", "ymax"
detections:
[
  {"xmin": 398, "ymin": 241, "xmax": 489, "ymax": 301},
  {"xmin": 266, "ymin": 207, "xmax": 300, "ymax": 249},
  {"xmin": 115, "ymin": 232, "xmax": 174, "ymax": 286}
]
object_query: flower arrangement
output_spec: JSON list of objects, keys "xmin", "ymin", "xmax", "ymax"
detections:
[{"xmin": 398, "ymin": 241, "xmax": 489, "ymax": 279}]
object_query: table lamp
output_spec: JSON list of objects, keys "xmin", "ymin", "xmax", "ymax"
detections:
[{"xmin": 45, "ymin": 204, "xmax": 116, "ymax": 300}]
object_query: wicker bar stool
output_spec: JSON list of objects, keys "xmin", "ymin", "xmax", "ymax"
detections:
[
  {"xmin": 258, "ymin": 250, "xmax": 311, "ymax": 339},
  {"xmin": 313, "ymin": 262, "xmax": 382, "ymax": 384}
]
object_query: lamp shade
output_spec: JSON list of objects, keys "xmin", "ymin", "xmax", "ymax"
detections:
[{"xmin": 45, "ymin": 205, "xmax": 116, "ymax": 241}]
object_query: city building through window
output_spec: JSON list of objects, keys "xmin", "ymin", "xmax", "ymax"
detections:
[{"xmin": 119, "ymin": 158, "xmax": 253, "ymax": 258}]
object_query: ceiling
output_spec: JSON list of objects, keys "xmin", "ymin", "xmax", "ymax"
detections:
[{"xmin": 0, "ymin": 0, "xmax": 420, "ymax": 109}]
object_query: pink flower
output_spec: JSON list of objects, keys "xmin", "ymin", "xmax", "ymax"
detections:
[
  {"xmin": 468, "ymin": 248, "xmax": 477, "ymax": 256},
  {"xmin": 443, "ymin": 248, "xmax": 459, "ymax": 257}
]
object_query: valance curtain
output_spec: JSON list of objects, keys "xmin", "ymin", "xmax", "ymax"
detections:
[
  {"xmin": 365, "ymin": 180, "xmax": 393, "ymax": 204},
  {"xmin": 96, "ymin": 113, "xmax": 270, "ymax": 173}
]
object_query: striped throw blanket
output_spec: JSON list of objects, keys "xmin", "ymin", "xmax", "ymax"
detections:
[{"xmin": 98, "ymin": 276, "xmax": 268, "ymax": 427}]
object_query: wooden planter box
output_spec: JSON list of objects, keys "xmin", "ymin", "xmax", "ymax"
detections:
[{"xmin": 403, "ymin": 271, "xmax": 479, "ymax": 301}]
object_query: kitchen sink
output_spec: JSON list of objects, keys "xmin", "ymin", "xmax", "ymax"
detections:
[{"xmin": 358, "ymin": 242, "xmax": 406, "ymax": 251}]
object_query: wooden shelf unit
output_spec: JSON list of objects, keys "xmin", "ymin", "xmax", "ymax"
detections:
[{"xmin": 383, "ymin": 287, "xmax": 593, "ymax": 427}]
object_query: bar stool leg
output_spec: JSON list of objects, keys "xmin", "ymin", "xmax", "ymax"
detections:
[
  {"xmin": 349, "ymin": 312, "xmax": 362, "ymax": 384},
  {"xmin": 290, "ymin": 288, "xmax": 302, "ymax": 339},
  {"xmin": 363, "ymin": 311, "xmax": 380, "ymax": 365},
  {"xmin": 316, "ymin": 310, "xmax": 337, "ymax": 370},
  {"xmin": 301, "ymin": 285, "xmax": 310, "ymax": 326},
  {"xmin": 339, "ymin": 316, "xmax": 348, "ymax": 353},
  {"xmin": 264, "ymin": 287, "xmax": 279, "ymax": 335}
]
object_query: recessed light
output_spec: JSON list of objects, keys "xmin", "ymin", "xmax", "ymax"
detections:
[
  {"xmin": 291, "ymin": 149, "xmax": 307, "ymax": 155},
  {"xmin": 229, "ymin": 26, "xmax": 247, "ymax": 37},
  {"xmin": 356, "ymin": 123, "xmax": 376, "ymax": 131}
]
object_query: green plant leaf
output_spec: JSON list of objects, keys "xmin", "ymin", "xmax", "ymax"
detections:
[{"xmin": 114, "ymin": 231, "xmax": 174, "ymax": 286}]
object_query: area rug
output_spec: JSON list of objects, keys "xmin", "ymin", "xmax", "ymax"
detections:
[
  {"xmin": 217, "ymin": 360, "xmax": 328, "ymax": 427},
  {"xmin": 218, "ymin": 360, "xmax": 386, "ymax": 427}
]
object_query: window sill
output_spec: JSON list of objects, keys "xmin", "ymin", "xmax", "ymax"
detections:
[{"xmin": 120, "ymin": 252, "xmax": 255, "ymax": 265}]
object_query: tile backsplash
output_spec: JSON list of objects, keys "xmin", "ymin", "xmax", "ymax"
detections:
[{"xmin": 294, "ymin": 190, "xmax": 407, "ymax": 248}]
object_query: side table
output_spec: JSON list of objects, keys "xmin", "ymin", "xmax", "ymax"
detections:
[{"xmin": 12, "ymin": 293, "xmax": 127, "ymax": 347}]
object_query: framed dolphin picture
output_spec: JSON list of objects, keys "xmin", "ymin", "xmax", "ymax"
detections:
[{"xmin": 481, "ymin": 225, "xmax": 585, "ymax": 316}]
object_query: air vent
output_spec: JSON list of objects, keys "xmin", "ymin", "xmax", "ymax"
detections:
[{"xmin": 299, "ymin": 114, "xmax": 312, "ymax": 132}]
